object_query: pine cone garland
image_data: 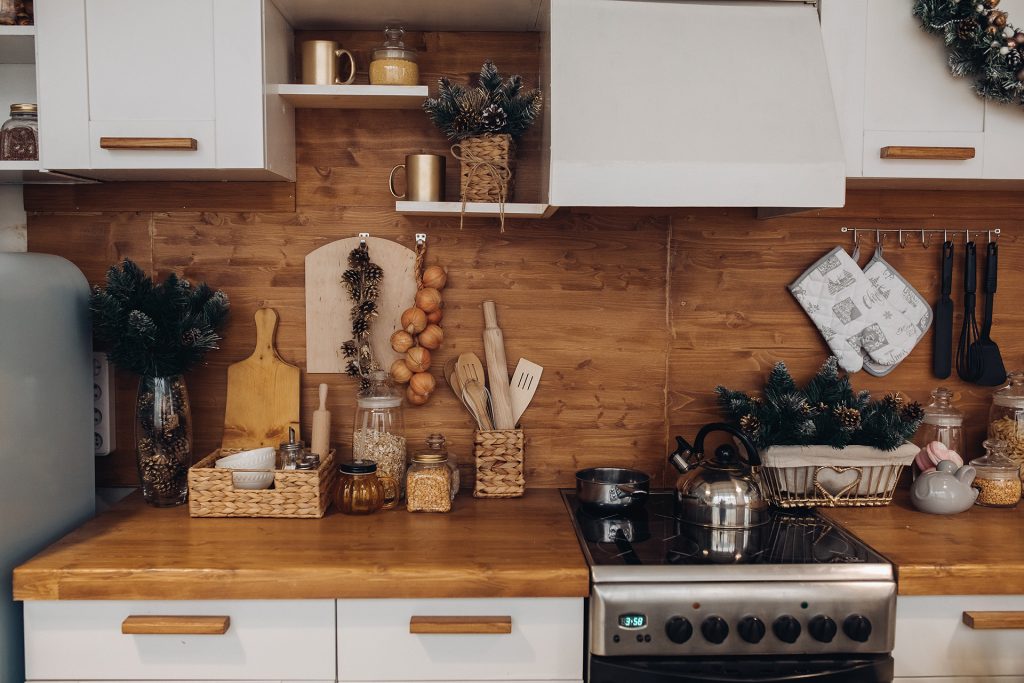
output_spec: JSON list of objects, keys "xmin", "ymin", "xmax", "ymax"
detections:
[
  {"xmin": 834, "ymin": 406, "xmax": 862, "ymax": 431},
  {"xmin": 739, "ymin": 414, "xmax": 761, "ymax": 434}
]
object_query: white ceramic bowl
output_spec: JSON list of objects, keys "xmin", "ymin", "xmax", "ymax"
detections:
[{"xmin": 216, "ymin": 447, "xmax": 275, "ymax": 489}]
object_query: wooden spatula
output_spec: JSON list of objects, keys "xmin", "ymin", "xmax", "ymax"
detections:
[
  {"xmin": 510, "ymin": 358, "xmax": 543, "ymax": 425},
  {"xmin": 222, "ymin": 308, "xmax": 301, "ymax": 450}
]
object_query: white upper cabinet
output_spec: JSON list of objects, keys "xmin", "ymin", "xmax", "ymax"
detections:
[{"xmin": 34, "ymin": 0, "xmax": 294, "ymax": 181}]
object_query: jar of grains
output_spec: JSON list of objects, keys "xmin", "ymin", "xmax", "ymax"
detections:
[
  {"xmin": 369, "ymin": 26, "xmax": 418, "ymax": 86},
  {"xmin": 917, "ymin": 387, "xmax": 964, "ymax": 456},
  {"xmin": 987, "ymin": 371, "xmax": 1024, "ymax": 477},
  {"xmin": 406, "ymin": 451, "xmax": 452, "ymax": 512},
  {"xmin": 972, "ymin": 439, "xmax": 1021, "ymax": 507},
  {"xmin": 353, "ymin": 371, "xmax": 407, "ymax": 497},
  {"xmin": 421, "ymin": 433, "xmax": 459, "ymax": 501},
  {"xmin": 0, "ymin": 103, "xmax": 38, "ymax": 160}
]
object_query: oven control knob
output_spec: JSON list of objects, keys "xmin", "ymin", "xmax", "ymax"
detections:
[
  {"xmin": 665, "ymin": 616, "xmax": 693, "ymax": 644},
  {"xmin": 737, "ymin": 616, "xmax": 766, "ymax": 643},
  {"xmin": 701, "ymin": 616, "xmax": 729, "ymax": 644},
  {"xmin": 843, "ymin": 614, "xmax": 872, "ymax": 643},
  {"xmin": 772, "ymin": 615, "xmax": 801, "ymax": 643},
  {"xmin": 808, "ymin": 615, "xmax": 837, "ymax": 643}
]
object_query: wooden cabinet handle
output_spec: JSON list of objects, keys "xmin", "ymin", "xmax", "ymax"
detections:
[
  {"xmin": 100, "ymin": 137, "xmax": 198, "ymax": 151},
  {"xmin": 880, "ymin": 146, "xmax": 975, "ymax": 161},
  {"xmin": 121, "ymin": 615, "xmax": 230, "ymax": 635},
  {"xmin": 962, "ymin": 611, "xmax": 1024, "ymax": 629},
  {"xmin": 409, "ymin": 616, "xmax": 512, "ymax": 634}
]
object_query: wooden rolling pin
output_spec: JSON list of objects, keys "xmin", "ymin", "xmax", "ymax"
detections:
[
  {"xmin": 482, "ymin": 301, "xmax": 516, "ymax": 430},
  {"xmin": 311, "ymin": 383, "xmax": 331, "ymax": 457}
]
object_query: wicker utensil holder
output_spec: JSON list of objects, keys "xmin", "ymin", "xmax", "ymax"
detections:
[
  {"xmin": 473, "ymin": 429, "xmax": 525, "ymax": 498},
  {"xmin": 457, "ymin": 134, "xmax": 516, "ymax": 203},
  {"xmin": 188, "ymin": 449, "xmax": 336, "ymax": 518}
]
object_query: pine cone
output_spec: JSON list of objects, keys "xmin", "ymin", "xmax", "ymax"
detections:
[
  {"xmin": 341, "ymin": 340, "xmax": 357, "ymax": 358},
  {"xmin": 452, "ymin": 110, "xmax": 482, "ymax": 137},
  {"xmin": 739, "ymin": 414, "xmax": 761, "ymax": 434},
  {"xmin": 358, "ymin": 300, "xmax": 377, "ymax": 315},
  {"xmin": 800, "ymin": 401, "xmax": 815, "ymax": 417},
  {"xmin": 902, "ymin": 402, "xmax": 925, "ymax": 423},
  {"xmin": 1008, "ymin": 49, "xmax": 1023, "ymax": 69},
  {"xmin": 958, "ymin": 18, "xmax": 979, "ymax": 41},
  {"xmin": 364, "ymin": 284, "xmax": 380, "ymax": 302},
  {"xmin": 345, "ymin": 360, "xmax": 360, "ymax": 378},
  {"xmin": 348, "ymin": 246, "xmax": 370, "ymax": 265},
  {"xmin": 365, "ymin": 263, "xmax": 383, "ymax": 283},
  {"xmin": 883, "ymin": 393, "xmax": 904, "ymax": 410},
  {"xmin": 834, "ymin": 406, "xmax": 862, "ymax": 431},
  {"xmin": 352, "ymin": 315, "xmax": 369, "ymax": 336},
  {"xmin": 180, "ymin": 328, "xmax": 199, "ymax": 347},
  {"xmin": 481, "ymin": 104, "xmax": 508, "ymax": 133},
  {"xmin": 750, "ymin": 396, "xmax": 764, "ymax": 406}
]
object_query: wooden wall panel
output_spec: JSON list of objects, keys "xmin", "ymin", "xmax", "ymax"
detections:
[{"xmin": 22, "ymin": 29, "xmax": 1024, "ymax": 490}]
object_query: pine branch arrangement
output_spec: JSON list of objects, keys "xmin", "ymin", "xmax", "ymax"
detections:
[
  {"xmin": 90, "ymin": 259, "xmax": 229, "ymax": 377},
  {"xmin": 715, "ymin": 357, "xmax": 924, "ymax": 451},
  {"xmin": 914, "ymin": 0, "xmax": 1024, "ymax": 107},
  {"xmin": 340, "ymin": 243, "xmax": 383, "ymax": 392},
  {"xmin": 423, "ymin": 60, "xmax": 543, "ymax": 141}
]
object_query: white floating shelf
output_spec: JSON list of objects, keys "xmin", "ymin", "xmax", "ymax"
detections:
[
  {"xmin": 396, "ymin": 201, "xmax": 557, "ymax": 219},
  {"xmin": 0, "ymin": 25, "xmax": 36, "ymax": 64},
  {"xmin": 273, "ymin": 84, "xmax": 428, "ymax": 109}
]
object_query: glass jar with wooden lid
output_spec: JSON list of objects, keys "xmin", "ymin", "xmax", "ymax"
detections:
[{"xmin": 369, "ymin": 26, "xmax": 418, "ymax": 86}]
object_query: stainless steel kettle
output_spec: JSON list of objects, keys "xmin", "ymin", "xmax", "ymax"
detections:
[{"xmin": 668, "ymin": 422, "xmax": 768, "ymax": 529}]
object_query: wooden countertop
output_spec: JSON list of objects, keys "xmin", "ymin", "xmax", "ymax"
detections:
[
  {"xmin": 13, "ymin": 490, "xmax": 589, "ymax": 601},
  {"xmin": 821, "ymin": 490, "xmax": 1024, "ymax": 596}
]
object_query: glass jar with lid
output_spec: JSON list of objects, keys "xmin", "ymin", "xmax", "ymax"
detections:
[
  {"xmin": 987, "ymin": 371, "xmax": 1024, "ymax": 474},
  {"xmin": 916, "ymin": 387, "xmax": 964, "ymax": 456},
  {"xmin": 353, "ymin": 371, "xmax": 407, "ymax": 495},
  {"xmin": 335, "ymin": 459, "xmax": 399, "ymax": 515},
  {"xmin": 420, "ymin": 433, "xmax": 459, "ymax": 501},
  {"xmin": 972, "ymin": 439, "xmax": 1022, "ymax": 507},
  {"xmin": 0, "ymin": 103, "xmax": 38, "ymax": 160},
  {"xmin": 369, "ymin": 26, "xmax": 419, "ymax": 86},
  {"xmin": 406, "ymin": 451, "xmax": 452, "ymax": 512}
]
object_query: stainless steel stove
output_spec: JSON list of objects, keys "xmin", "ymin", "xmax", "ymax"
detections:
[{"xmin": 563, "ymin": 490, "xmax": 897, "ymax": 683}]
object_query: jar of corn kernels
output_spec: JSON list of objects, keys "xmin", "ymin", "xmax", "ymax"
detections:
[{"xmin": 369, "ymin": 26, "xmax": 418, "ymax": 86}]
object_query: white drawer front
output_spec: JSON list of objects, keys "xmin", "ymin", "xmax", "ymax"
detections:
[
  {"xmin": 24, "ymin": 600, "xmax": 336, "ymax": 681},
  {"xmin": 89, "ymin": 120, "xmax": 217, "ymax": 169},
  {"xmin": 863, "ymin": 131, "xmax": 984, "ymax": 179},
  {"xmin": 337, "ymin": 598, "xmax": 584, "ymax": 681},
  {"xmin": 894, "ymin": 595, "xmax": 1024, "ymax": 679}
]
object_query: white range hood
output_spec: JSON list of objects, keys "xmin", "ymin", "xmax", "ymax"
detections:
[{"xmin": 546, "ymin": 0, "xmax": 846, "ymax": 208}]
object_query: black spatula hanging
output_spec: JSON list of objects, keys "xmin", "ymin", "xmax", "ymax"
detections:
[
  {"xmin": 956, "ymin": 241, "xmax": 981, "ymax": 382},
  {"xmin": 933, "ymin": 241, "xmax": 954, "ymax": 379},
  {"xmin": 970, "ymin": 241, "xmax": 1007, "ymax": 386}
]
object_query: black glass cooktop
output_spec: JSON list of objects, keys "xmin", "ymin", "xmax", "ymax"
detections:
[{"xmin": 563, "ymin": 491, "xmax": 887, "ymax": 569}]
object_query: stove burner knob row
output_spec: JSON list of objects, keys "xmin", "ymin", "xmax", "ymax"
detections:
[
  {"xmin": 665, "ymin": 616, "xmax": 693, "ymax": 644},
  {"xmin": 737, "ymin": 616, "xmax": 766, "ymax": 643},
  {"xmin": 843, "ymin": 614, "xmax": 873, "ymax": 643},
  {"xmin": 701, "ymin": 616, "xmax": 729, "ymax": 644},
  {"xmin": 772, "ymin": 615, "xmax": 801, "ymax": 643},
  {"xmin": 808, "ymin": 615, "xmax": 837, "ymax": 643}
]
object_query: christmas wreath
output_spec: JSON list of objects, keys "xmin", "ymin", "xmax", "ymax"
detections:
[{"xmin": 914, "ymin": 0, "xmax": 1024, "ymax": 106}]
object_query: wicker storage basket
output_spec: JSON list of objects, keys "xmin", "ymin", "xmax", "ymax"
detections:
[
  {"xmin": 473, "ymin": 429, "xmax": 525, "ymax": 498},
  {"xmin": 188, "ymin": 449, "xmax": 336, "ymax": 518},
  {"xmin": 457, "ymin": 134, "xmax": 516, "ymax": 203}
]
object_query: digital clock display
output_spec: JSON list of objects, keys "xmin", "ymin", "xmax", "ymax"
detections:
[{"xmin": 618, "ymin": 613, "xmax": 647, "ymax": 629}]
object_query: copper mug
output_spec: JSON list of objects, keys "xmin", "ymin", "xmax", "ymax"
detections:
[
  {"xmin": 301, "ymin": 40, "xmax": 356, "ymax": 85},
  {"xmin": 389, "ymin": 154, "xmax": 445, "ymax": 202}
]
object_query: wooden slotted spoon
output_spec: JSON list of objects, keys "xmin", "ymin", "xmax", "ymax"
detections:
[{"xmin": 444, "ymin": 357, "xmax": 482, "ymax": 428}]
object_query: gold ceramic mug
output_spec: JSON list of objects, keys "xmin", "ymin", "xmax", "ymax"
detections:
[
  {"xmin": 389, "ymin": 154, "xmax": 445, "ymax": 202},
  {"xmin": 301, "ymin": 40, "xmax": 356, "ymax": 85}
]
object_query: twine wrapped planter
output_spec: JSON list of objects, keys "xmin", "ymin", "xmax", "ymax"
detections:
[
  {"xmin": 473, "ymin": 429, "xmax": 525, "ymax": 498},
  {"xmin": 758, "ymin": 442, "xmax": 919, "ymax": 508},
  {"xmin": 188, "ymin": 449, "xmax": 336, "ymax": 518},
  {"xmin": 454, "ymin": 134, "xmax": 516, "ymax": 203}
]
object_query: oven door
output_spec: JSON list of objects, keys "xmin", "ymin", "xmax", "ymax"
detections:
[{"xmin": 588, "ymin": 654, "xmax": 894, "ymax": 682}]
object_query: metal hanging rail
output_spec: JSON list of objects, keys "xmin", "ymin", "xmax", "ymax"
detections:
[{"xmin": 840, "ymin": 227, "xmax": 1001, "ymax": 249}]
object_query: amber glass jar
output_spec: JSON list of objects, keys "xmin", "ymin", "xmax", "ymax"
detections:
[{"xmin": 335, "ymin": 459, "xmax": 399, "ymax": 515}]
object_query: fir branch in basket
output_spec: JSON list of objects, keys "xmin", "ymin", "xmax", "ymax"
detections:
[
  {"xmin": 714, "ymin": 357, "xmax": 923, "ymax": 451},
  {"xmin": 423, "ymin": 60, "xmax": 543, "ymax": 141}
]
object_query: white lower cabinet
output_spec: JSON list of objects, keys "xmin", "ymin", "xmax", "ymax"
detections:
[
  {"xmin": 893, "ymin": 595, "xmax": 1024, "ymax": 682},
  {"xmin": 337, "ymin": 597, "xmax": 584, "ymax": 682}
]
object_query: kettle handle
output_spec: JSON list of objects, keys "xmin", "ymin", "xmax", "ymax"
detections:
[{"xmin": 693, "ymin": 422, "xmax": 761, "ymax": 468}]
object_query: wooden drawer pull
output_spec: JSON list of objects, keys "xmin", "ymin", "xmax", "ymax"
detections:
[
  {"xmin": 880, "ymin": 146, "xmax": 975, "ymax": 161},
  {"xmin": 122, "ymin": 615, "xmax": 230, "ymax": 635},
  {"xmin": 100, "ymin": 137, "xmax": 198, "ymax": 151},
  {"xmin": 409, "ymin": 615, "xmax": 512, "ymax": 635},
  {"xmin": 963, "ymin": 611, "xmax": 1024, "ymax": 629}
]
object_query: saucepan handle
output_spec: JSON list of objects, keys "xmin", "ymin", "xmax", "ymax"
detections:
[{"xmin": 615, "ymin": 484, "xmax": 648, "ymax": 498}]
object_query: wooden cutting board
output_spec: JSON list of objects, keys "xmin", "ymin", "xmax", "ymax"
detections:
[
  {"xmin": 222, "ymin": 308, "xmax": 301, "ymax": 449},
  {"xmin": 305, "ymin": 236, "xmax": 418, "ymax": 374}
]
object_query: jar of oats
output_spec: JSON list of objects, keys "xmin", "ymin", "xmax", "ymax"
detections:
[
  {"xmin": 972, "ymin": 439, "xmax": 1021, "ymax": 508},
  {"xmin": 353, "ymin": 371, "xmax": 407, "ymax": 497},
  {"xmin": 369, "ymin": 26, "xmax": 418, "ymax": 86},
  {"xmin": 987, "ymin": 371, "xmax": 1024, "ymax": 476},
  {"xmin": 406, "ymin": 451, "xmax": 452, "ymax": 513}
]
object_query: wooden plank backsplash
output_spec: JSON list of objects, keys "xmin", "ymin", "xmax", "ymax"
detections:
[{"xmin": 25, "ymin": 31, "xmax": 1024, "ymax": 488}]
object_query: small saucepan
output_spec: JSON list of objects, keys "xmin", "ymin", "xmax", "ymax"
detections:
[{"xmin": 575, "ymin": 467, "xmax": 650, "ymax": 513}]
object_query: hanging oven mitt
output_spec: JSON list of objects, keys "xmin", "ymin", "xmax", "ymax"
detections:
[
  {"xmin": 789, "ymin": 247, "xmax": 915, "ymax": 373},
  {"xmin": 858, "ymin": 243, "xmax": 933, "ymax": 377}
]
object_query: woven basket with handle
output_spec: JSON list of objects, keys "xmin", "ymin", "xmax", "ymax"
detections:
[
  {"xmin": 473, "ymin": 428, "xmax": 525, "ymax": 498},
  {"xmin": 457, "ymin": 134, "xmax": 516, "ymax": 203}
]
